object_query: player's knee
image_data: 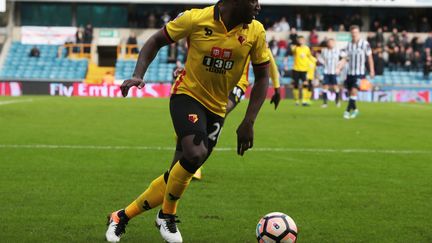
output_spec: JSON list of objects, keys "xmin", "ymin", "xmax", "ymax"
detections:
[
  {"xmin": 179, "ymin": 133, "xmax": 209, "ymax": 172},
  {"xmin": 180, "ymin": 147, "xmax": 208, "ymax": 173}
]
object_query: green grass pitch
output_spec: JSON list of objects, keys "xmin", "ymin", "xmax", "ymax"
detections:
[{"xmin": 0, "ymin": 96, "xmax": 431, "ymax": 242}]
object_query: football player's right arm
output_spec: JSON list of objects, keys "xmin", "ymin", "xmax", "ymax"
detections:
[
  {"xmin": 336, "ymin": 49, "xmax": 348, "ymax": 75},
  {"xmin": 121, "ymin": 11, "xmax": 193, "ymax": 97}
]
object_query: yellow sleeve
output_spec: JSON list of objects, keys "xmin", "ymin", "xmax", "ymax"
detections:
[
  {"xmin": 307, "ymin": 60, "xmax": 316, "ymax": 80},
  {"xmin": 268, "ymin": 50, "xmax": 280, "ymax": 88},
  {"xmin": 164, "ymin": 10, "xmax": 193, "ymax": 42},
  {"xmin": 250, "ymin": 24, "xmax": 270, "ymax": 66},
  {"xmin": 307, "ymin": 48, "xmax": 316, "ymax": 63}
]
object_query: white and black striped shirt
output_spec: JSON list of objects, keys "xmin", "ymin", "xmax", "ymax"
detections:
[
  {"xmin": 319, "ymin": 48, "xmax": 342, "ymax": 75},
  {"xmin": 342, "ymin": 39, "xmax": 372, "ymax": 76}
]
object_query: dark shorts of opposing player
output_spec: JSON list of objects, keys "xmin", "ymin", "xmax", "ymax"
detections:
[
  {"xmin": 323, "ymin": 74, "xmax": 338, "ymax": 85},
  {"xmin": 291, "ymin": 71, "xmax": 307, "ymax": 89},
  {"xmin": 228, "ymin": 85, "xmax": 246, "ymax": 108},
  {"xmin": 170, "ymin": 94, "xmax": 224, "ymax": 155},
  {"xmin": 345, "ymin": 75, "xmax": 365, "ymax": 90}
]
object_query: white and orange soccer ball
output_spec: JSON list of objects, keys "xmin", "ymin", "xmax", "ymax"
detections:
[{"xmin": 256, "ymin": 212, "xmax": 298, "ymax": 243}]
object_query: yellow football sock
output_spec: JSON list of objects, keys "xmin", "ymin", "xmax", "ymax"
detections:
[
  {"xmin": 125, "ymin": 174, "xmax": 166, "ymax": 219},
  {"xmin": 293, "ymin": 89, "xmax": 299, "ymax": 102},
  {"xmin": 162, "ymin": 161, "xmax": 193, "ymax": 215},
  {"xmin": 302, "ymin": 88, "xmax": 311, "ymax": 103}
]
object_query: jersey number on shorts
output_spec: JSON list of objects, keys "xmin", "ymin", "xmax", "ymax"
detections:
[{"xmin": 208, "ymin": 122, "xmax": 222, "ymax": 142}]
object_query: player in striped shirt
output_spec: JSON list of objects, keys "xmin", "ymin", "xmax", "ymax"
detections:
[
  {"xmin": 337, "ymin": 25, "xmax": 375, "ymax": 119},
  {"xmin": 318, "ymin": 38, "xmax": 344, "ymax": 108}
]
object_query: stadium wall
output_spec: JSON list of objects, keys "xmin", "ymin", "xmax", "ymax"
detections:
[{"xmin": 1, "ymin": 81, "xmax": 431, "ymax": 103}]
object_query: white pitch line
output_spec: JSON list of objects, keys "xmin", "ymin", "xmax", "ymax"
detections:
[
  {"xmin": 0, "ymin": 144, "xmax": 430, "ymax": 154},
  {"xmin": 0, "ymin": 99, "xmax": 33, "ymax": 106}
]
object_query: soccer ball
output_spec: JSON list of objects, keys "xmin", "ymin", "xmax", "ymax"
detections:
[{"xmin": 256, "ymin": 212, "xmax": 298, "ymax": 243}]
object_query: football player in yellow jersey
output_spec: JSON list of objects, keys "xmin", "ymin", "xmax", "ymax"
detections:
[
  {"xmin": 302, "ymin": 54, "xmax": 317, "ymax": 105},
  {"xmin": 105, "ymin": 1, "xmax": 270, "ymax": 242},
  {"xmin": 192, "ymin": 48, "xmax": 280, "ymax": 180},
  {"xmin": 291, "ymin": 36, "xmax": 316, "ymax": 106}
]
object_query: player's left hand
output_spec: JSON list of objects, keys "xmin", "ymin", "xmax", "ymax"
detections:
[
  {"xmin": 236, "ymin": 119, "xmax": 254, "ymax": 156},
  {"xmin": 120, "ymin": 77, "xmax": 145, "ymax": 97},
  {"xmin": 270, "ymin": 88, "xmax": 281, "ymax": 110}
]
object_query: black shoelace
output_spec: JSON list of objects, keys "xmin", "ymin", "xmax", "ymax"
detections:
[
  {"xmin": 165, "ymin": 215, "xmax": 181, "ymax": 233},
  {"xmin": 114, "ymin": 217, "xmax": 129, "ymax": 236}
]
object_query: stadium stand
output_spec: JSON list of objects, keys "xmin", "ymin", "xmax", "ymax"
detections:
[
  {"xmin": 0, "ymin": 42, "xmax": 88, "ymax": 80},
  {"xmin": 115, "ymin": 46, "xmax": 176, "ymax": 83}
]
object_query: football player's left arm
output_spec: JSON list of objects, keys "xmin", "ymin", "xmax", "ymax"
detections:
[
  {"xmin": 268, "ymin": 53, "xmax": 281, "ymax": 110},
  {"xmin": 367, "ymin": 44, "xmax": 375, "ymax": 79},
  {"xmin": 237, "ymin": 65, "xmax": 270, "ymax": 156}
]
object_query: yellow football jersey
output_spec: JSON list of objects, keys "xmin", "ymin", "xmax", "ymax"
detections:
[
  {"xmin": 292, "ymin": 45, "xmax": 314, "ymax": 72},
  {"xmin": 237, "ymin": 48, "xmax": 280, "ymax": 92},
  {"xmin": 165, "ymin": 4, "xmax": 270, "ymax": 117},
  {"xmin": 307, "ymin": 56, "xmax": 317, "ymax": 80}
]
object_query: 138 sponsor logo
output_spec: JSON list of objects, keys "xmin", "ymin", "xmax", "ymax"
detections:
[{"xmin": 203, "ymin": 47, "xmax": 234, "ymax": 74}]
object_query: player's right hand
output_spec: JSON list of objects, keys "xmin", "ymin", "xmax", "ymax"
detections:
[{"xmin": 120, "ymin": 78, "xmax": 145, "ymax": 97}]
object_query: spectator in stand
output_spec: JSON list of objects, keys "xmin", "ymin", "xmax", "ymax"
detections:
[
  {"xmin": 161, "ymin": 11, "xmax": 171, "ymax": 25},
  {"xmin": 371, "ymin": 20, "xmax": 381, "ymax": 32},
  {"xmin": 398, "ymin": 46, "xmax": 406, "ymax": 70},
  {"xmin": 367, "ymin": 32, "xmax": 377, "ymax": 48},
  {"xmin": 389, "ymin": 18, "xmax": 400, "ymax": 32},
  {"xmin": 375, "ymin": 27, "xmax": 385, "ymax": 46},
  {"xmin": 304, "ymin": 14, "xmax": 315, "ymax": 31},
  {"xmin": 172, "ymin": 60, "xmax": 183, "ymax": 81},
  {"xmin": 391, "ymin": 28, "xmax": 400, "ymax": 45},
  {"xmin": 411, "ymin": 36, "xmax": 422, "ymax": 53},
  {"xmin": 29, "ymin": 46, "xmax": 40, "ymax": 57},
  {"xmin": 386, "ymin": 36, "xmax": 398, "ymax": 71},
  {"xmin": 419, "ymin": 17, "xmax": 431, "ymax": 33},
  {"xmin": 127, "ymin": 32, "xmax": 139, "ymax": 54},
  {"xmin": 406, "ymin": 15, "xmax": 417, "ymax": 32},
  {"xmin": 269, "ymin": 36, "xmax": 278, "ymax": 56},
  {"xmin": 289, "ymin": 28, "xmax": 298, "ymax": 46},
  {"xmin": 74, "ymin": 28, "xmax": 84, "ymax": 54},
  {"xmin": 147, "ymin": 13, "xmax": 156, "ymax": 28},
  {"xmin": 309, "ymin": 29, "xmax": 319, "ymax": 47},
  {"xmin": 373, "ymin": 43, "xmax": 385, "ymax": 75},
  {"xmin": 337, "ymin": 24, "xmax": 345, "ymax": 32},
  {"xmin": 176, "ymin": 39, "xmax": 188, "ymax": 63},
  {"xmin": 83, "ymin": 24, "xmax": 93, "ymax": 54},
  {"xmin": 424, "ymin": 32, "xmax": 432, "ymax": 78},
  {"xmin": 278, "ymin": 37, "xmax": 288, "ymax": 49},
  {"xmin": 295, "ymin": 14, "xmax": 303, "ymax": 31},
  {"xmin": 273, "ymin": 17, "xmax": 290, "ymax": 32},
  {"xmin": 400, "ymin": 31, "xmax": 410, "ymax": 48},
  {"xmin": 315, "ymin": 14, "xmax": 322, "ymax": 31},
  {"xmin": 168, "ymin": 42, "xmax": 177, "ymax": 63},
  {"xmin": 425, "ymin": 32, "xmax": 432, "ymax": 50},
  {"xmin": 404, "ymin": 46, "xmax": 415, "ymax": 71}
]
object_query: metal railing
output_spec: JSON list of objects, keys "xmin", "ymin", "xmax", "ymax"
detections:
[
  {"xmin": 117, "ymin": 44, "xmax": 139, "ymax": 59},
  {"xmin": 60, "ymin": 44, "xmax": 92, "ymax": 59}
]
